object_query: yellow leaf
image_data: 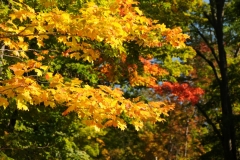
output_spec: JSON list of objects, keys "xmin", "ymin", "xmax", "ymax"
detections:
[
  {"xmin": 117, "ymin": 120, "xmax": 127, "ymax": 130},
  {"xmin": 45, "ymin": 72, "xmax": 53, "ymax": 80},
  {"xmin": 0, "ymin": 97, "xmax": 9, "ymax": 108},
  {"xmin": 13, "ymin": 51, "xmax": 20, "ymax": 56},
  {"xmin": 132, "ymin": 121, "xmax": 143, "ymax": 131},
  {"xmin": 44, "ymin": 101, "xmax": 56, "ymax": 108},
  {"xmin": 47, "ymin": 89, "xmax": 56, "ymax": 94},
  {"xmin": 37, "ymin": 55, "xmax": 45, "ymax": 61},
  {"xmin": 11, "ymin": 69, "xmax": 25, "ymax": 76},
  {"xmin": 40, "ymin": 92, "xmax": 49, "ymax": 102},
  {"xmin": 40, "ymin": 35, "xmax": 49, "ymax": 39},
  {"xmin": 58, "ymin": 36, "xmax": 67, "ymax": 43},
  {"xmin": 134, "ymin": 7, "xmax": 143, "ymax": 15},
  {"xmin": 9, "ymin": 14, "xmax": 16, "ymax": 20},
  {"xmin": 28, "ymin": 36, "xmax": 36, "ymax": 40},
  {"xmin": 62, "ymin": 105, "xmax": 76, "ymax": 116},
  {"xmin": 34, "ymin": 69, "xmax": 42, "ymax": 76},
  {"xmin": 20, "ymin": 43, "xmax": 29, "ymax": 51},
  {"xmin": 111, "ymin": 100, "xmax": 118, "ymax": 107},
  {"xmin": 96, "ymin": 35, "xmax": 104, "ymax": 41},
  {"xmin": 3, "ymin": 89, "xmax": 15, "ymax": 98},
  {"xmin": 18, "ymin": 37, "xmax": 24, "ymax": 42},
  {"xmin": 41, "ymin": 50, "xmax": 49, "ymax": 55},
  {"xmin": 70, "ymin": 52, "xmax": 81, "ymax": 60},
  {"xmin": 83, "ymin": 55, "xmax": 93, "ymax": 62},
  {"xmin": 20, "ymin": 51, "xmax": 28, "ymax": 58},
  {"xmin": 26, "ymin": 4, "xmax": 35, "ymax": 13},
  {"xmin": 17, "ymin": 99, "xmax": 29, "ymax": 110},
  {"xmin": 37, "ymin": 39, "xmax": 44, "ymax": 47},
  {"xmin": 99, "ymin": 102, "xmax": 105, "ymax": 108},
  {"xmin": 70, "ymin": 78, "xmax": 82, "ymax": 86},
  {"xmin": 104, "ymin": 120, "xmax": 113, "ymax": 127},
  {"xmin": 40, "ymin": 66, "xmax": 48, "ymax": 71}
]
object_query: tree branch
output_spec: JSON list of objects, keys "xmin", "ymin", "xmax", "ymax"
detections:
[
  {"xmin": 3, "ymin": 55, "xmax": 23, "ymax": 61},
  {"xmin": 0, "ymin": 48, "xmax": 59, "ymax": 53},
  {"xmin": 0, "ymin": 32, "xmax": 77, "ymax": 39},
  {"xmin": 191, "ymin": 23, "xmax": 220, "ymax": 66},
  {"xmin": 209, "ymin": 0, "xmax": 217, "ymax": 28},
  {"xmin": 196, "ymin": 103, "xmax": 223, "ymax": 142},
  {"xmin": 234, "ymin": 46, "xmax": 240, "ymax": 58},
  {"xmin": 203, "ymin": 11, "xmax": 216, "ymax": 31},
  {"xmin": 195, "ymin": 49, "xmax": 221, "ymax": 85}
]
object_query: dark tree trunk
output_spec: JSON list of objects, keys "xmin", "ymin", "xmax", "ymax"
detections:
[
  {"xmin": 219, "ymin": 45, "xmax": 236, "ymax": 160},
  {"xmin": 196, "ymin": 0, "xmax": 237, "ymax": 159},
  {"xmin": 214, "ymin": 0, "xmax": 236, "ymax": 159}
]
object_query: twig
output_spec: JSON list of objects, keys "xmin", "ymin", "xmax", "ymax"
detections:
[
  {"xmin": 191, "ymin": 23, "xmax": 220, "ymax": 66},
  {"xmin": 195, "ymin": 49, "xmax": 221, "ymax": 85},
  {"xmin": 196, "ymin": 103, "xmax": 223, "ymax": 141}
]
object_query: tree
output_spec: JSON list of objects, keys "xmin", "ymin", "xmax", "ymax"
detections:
[
  {"xmin": 138, "ymin": 0, "xmax": 240, "ymax": 159},
  {"xmin": 0, "ymin": 105, "xmax": 104, "ymax": 159},
  {"xmin": 95, "ymin": 87, "xmax": 205, "ymax": 160},
  {"xmin": 190, "ymin": 1, "xmax": 240, "ymax": 159},
  {"xmin": 0, "ymin": 0, "xmax": 205, "ymax": 158},
  {"xmin": 0, "ymin": 0, "xmax": 193, "ymax": 130}
]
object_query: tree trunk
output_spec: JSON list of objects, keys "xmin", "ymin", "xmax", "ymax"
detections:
[{"xmin": 214, "ymin": 0, "xmax": 236, "ymax": 159}]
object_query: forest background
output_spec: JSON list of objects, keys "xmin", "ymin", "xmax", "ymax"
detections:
[{"xmin": 0, "ymin": 0, "xmax": 239, "ymax": 159}]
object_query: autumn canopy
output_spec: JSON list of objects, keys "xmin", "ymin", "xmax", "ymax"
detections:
[{"xmin": 0, "ymin": 0, "xmax": 203, "ymax": 130}]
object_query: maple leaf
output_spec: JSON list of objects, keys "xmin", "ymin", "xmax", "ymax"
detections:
[
  {"xmin": 17, "ymin": 99, "xmax": 29, "ymax": 111},
  {"xmin": 0, "ymin": 0, "xmax": 196, "ymax": 131},
  {"xmin": 34, "ymin": 69, "xmax": 42, "ymax": 76},
  {"xmin": 0, "ymin": 97, "xmax": 9, "ymax": 108},
  {"xmin": 9, "ymin": 63, "xmax": 26, "ymax": 76},
  {"xmin": 152, "ymin": 82, "xmax": 204, "ymax": 105}
]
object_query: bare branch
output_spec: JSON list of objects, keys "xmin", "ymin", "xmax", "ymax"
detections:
[
  {"xmin": 191, "ymin": 23, "xmax": 220, "ymax": 66},
  {"xmin": 234, "ymin": 46, "xmax": 240, "ymax": 58},
  {"xmin": 3, "ymin": 55, "xmax": 23, "ymax": 61},
  {"xmin": 195, "ymin": 49, "xmax": 221, "ymax": 85},
  {"xmin": 0, "ymin": 32, "xmax": 73, "ymax": 39},
  {"xmin": 0, "ymin": 48, "xmax": 59, "ymax": 52},
  {"xmin": 209, "ymin": 0, "xmax": 217, "ymax": 28},
  {"xmin": 196, "ymin": 103, "xmax": 223, "ymax": 142},
  {"xmin": 203, "ymin": 11, "xmax": 216, "ymax": 30}
]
